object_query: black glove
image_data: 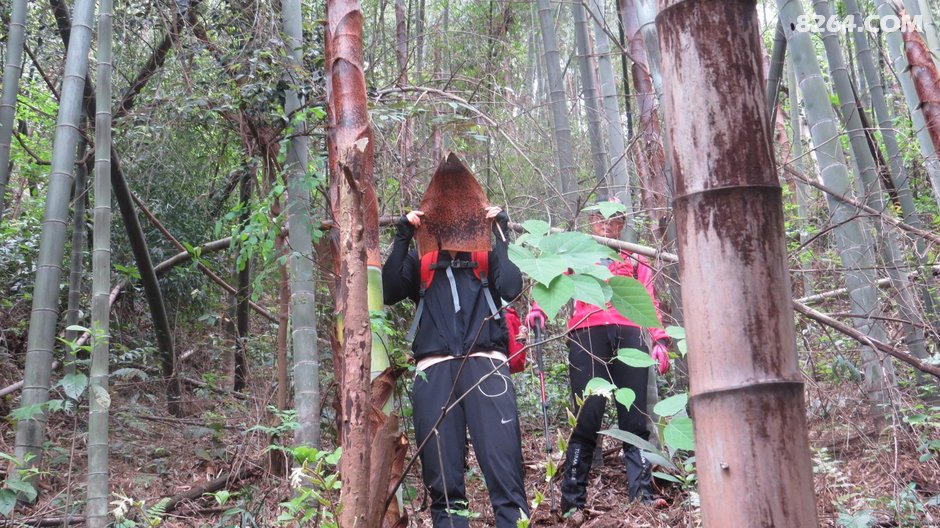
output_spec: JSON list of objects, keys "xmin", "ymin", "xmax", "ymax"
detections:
[
  {"xmin": 396, "ymin": 214, "xmax": 416, "ymax": 239},
  {"xmin": 492, "ymin": 210, "xmax": 510, "ymax": 239}
]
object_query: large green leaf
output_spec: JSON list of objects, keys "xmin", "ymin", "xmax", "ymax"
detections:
[
  {"xmin": 0, "ymin": 489, "xmax": 16, "ymax": 517},
  {"xmin": 569, "ymin": 274, "xmax": 608, "ymax": 308},
  {"xmin": 507, "ymin": 244, "xmax": 569, "ymax": 286},
  {"xmin": 617, "ymin": 348, "xmax": 656, "ymax": 368},
  {"xmin": 532, "ymin": 274, "xmax": 575, "ymax": 320},
  {"xmin": 5, "ymin": 480, "xmax": 36, "ymax": 502},
  {"xmin": 576, "ymin": 263, "xmax": 613, "ymax": 281},
  {"xmin": 653, "ymin": 393, "xmax": 688, "ymax": 418},
  {"xmin": 538, "ymin": 232, "xmax": 615, "ymax": 269},
  {"xmin": 608, "ymin": 276, "xmax": 661, "ymax": 328},
  {"xmin": 664, "ymin": 417, "xmax": 695, "ymax": 451},
  {"xmin": 614, "ymin": 387, "xmax": 636, "ymax": 410},
  {"xmin": 583, "ymin": 201, "xmax": 627, "ymax": 218},
  {"xmin": 665, "ymin": 326, "xmax": 686, "ymax": 340},
  {"xmin": 599, "ymin": 428, "xmax": 676, "ymax": 470},
  {"xmin": 583, "ymin": 377, "xmax": 616, "ymax": 397},
  {"xmin": 59, "ymin": 372, "xmax": 88, "ymax": 401},
  {"xmin": 521, "ymin": 219, "xmax": 551, "ymax": 237}
]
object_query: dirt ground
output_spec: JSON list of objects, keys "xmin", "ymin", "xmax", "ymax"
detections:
[{"xmin": 1, "ymin": 352, "xmax": 939, "ymax": 527}]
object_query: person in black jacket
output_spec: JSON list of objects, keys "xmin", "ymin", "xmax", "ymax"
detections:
[{"xmin": 383, "ymin": 206, "xmax": 529, "ymax": 528}]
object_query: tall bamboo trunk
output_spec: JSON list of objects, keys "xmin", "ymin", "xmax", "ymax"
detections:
[
  {"xmin": 395, "ymin": 0, "xmax": 417, "ymax": 203},
  {"xmin": 780, "ymin": 0, "xmax": 896, "ymax": 407},
  {"xmin": 874, "ymin": 0, "xmax": 940, "ymax": 210},
  {"xmin": 536, "ymin": 0, "xmax": 578, "ymax": 213},
  {"xmin": 572, "ymin": 1, "xmax": 609, "ymax": 188},
  {"xmin": 788, "ymin": 62, "xmax": 815, "ymax": 296},
  {"xmin": 64, "ymin": 137, "xmax": 89, "ymax": 376},
  {"xmin": 0, "ymin": 0, "xmax": 28, "ymax": 220},
  {"xmin": 847, "ymin": 0, "xmax": 939, "ymax": 331},
  {"xmin": 586, "ymin": 0, "xmax": 634, "ymax": 234},
  {"xmin": 657, "ymin": 2, "xmax": 818, "ymax": 525},
  {"xmin": 620, "ymin": 0, "xmax": 668, "ymax": 241},
  {"xmin": 812, "ymin": 0, "xmax": 929, "ymax": 369},
  {"xmin": 279, "ymin": 0, "xmax": 321, "ymax": 451},
  {"xmin": 48, "ymin": 0, "xmax": 182, "ymax": 417},
  {"xmin": 86, "ymin": 0, "xmax": 113, "ymax": 523},
  {"xmin": 13, "ymin": 0, "xmax": 96, "ymax": 480}
]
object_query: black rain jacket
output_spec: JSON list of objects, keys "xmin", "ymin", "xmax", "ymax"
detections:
[{"xmin": 382, "ymin": 213, "xmax": 522, "ymax": 361}]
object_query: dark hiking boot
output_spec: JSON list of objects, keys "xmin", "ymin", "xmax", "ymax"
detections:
[
  {"xmin": 559, "ymin": 443, "xmax": 594, "ymax": 515},
  {"xmin": 623, "ymin": 445, "xmax": 656, "ymax": 503}
]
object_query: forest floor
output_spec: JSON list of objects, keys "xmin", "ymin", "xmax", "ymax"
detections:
[{"xmin": 2, "ymin": 332, "xmax": 940, "ymax": 527}]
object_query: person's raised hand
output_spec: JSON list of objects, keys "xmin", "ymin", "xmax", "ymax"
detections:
[
  {"xmin": 525, "ymin": 302, "xmax": 546, "ymax": 329},
  {"xmin": 406, "ymin": 210, "xmax": 425, "ymax": 227},
  {"xmin": 652, "ymin": 342, "xmax": 671, "ymax": 375}
]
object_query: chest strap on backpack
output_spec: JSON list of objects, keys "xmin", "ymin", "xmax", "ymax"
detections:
[{"xmin": 406, "ymin": 250, "xmax": 501, "ymax": 342}]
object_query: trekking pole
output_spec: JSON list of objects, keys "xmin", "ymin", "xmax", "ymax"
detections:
[{"xmin": 532, "ymin": 323, "xmax": 556, "ymax": 512}]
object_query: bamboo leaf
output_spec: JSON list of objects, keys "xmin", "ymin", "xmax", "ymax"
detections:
[{"xmin": 598, "ymin": 428, "xmax": 675, "ymax": 470}]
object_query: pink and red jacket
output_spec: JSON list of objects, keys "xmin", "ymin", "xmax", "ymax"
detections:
[{"xmin": 568, "ymin": 251, "xmax": 669, "ymax": 344}]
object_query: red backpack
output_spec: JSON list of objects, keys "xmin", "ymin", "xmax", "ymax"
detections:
[
  {"xmin": 407, "ymin": 250, "xmax": 526, "ymax": 373},
  {"xmin": 504, "ymin": 307, "xmax": 527, "ymax": 374}
]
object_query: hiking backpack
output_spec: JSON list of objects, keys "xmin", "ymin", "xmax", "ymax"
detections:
[{"xmin": 407, "ymin": 250, "xmax": 526, "ymax": 373}]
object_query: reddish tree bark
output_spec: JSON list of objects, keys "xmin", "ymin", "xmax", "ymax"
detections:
[
  {"xmin": 325, "ymin": 2, "xmax": 404, "ymax": 526},
  {"xmin": 902, "ymin": 12, "xmax": 940, "ymax": 156}
]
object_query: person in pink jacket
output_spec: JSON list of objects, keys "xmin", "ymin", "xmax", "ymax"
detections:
[{"xmin": 529, "ymin": 200, "xmax": 670, "ymax": 515}]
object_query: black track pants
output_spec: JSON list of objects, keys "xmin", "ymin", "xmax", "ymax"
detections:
[
  {"xmin": 412, "ymin": 357, "xmax": 529, "ymax": 528},
  {"xmin": 567, "ymin": 325, "xmax": 651, "ymax": 449}
]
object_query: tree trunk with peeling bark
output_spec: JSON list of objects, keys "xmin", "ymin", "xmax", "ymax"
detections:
[
  {"xmin": 657, "ymin": 1, "xmax": 819, "ymax": 525},
  {"xmin": 325, "ymin": 2, "xmax": 404, "ymax": 525}
]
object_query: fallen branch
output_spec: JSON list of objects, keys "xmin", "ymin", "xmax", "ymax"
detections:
[
  {"xmin": 796, "ymin": 266, "xmax": 940, "ymax": 304},
  {"xmin": 0, "ymin": 516, "xmax": 84, "ymax": 527},
  {"xmin": 161, "ymin": 466, "xmax": 261, "ymax": 512},
  {"xmin": 130, "ymin": 191, "xmax": 278, "ymax": 324},
  {"xmin": 785, "ymin": 165, "xmax": 940, "ymax": 246},
  {"xmin": 793, "ymin": 300, "xmax": 940, "ymax": 379}
]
